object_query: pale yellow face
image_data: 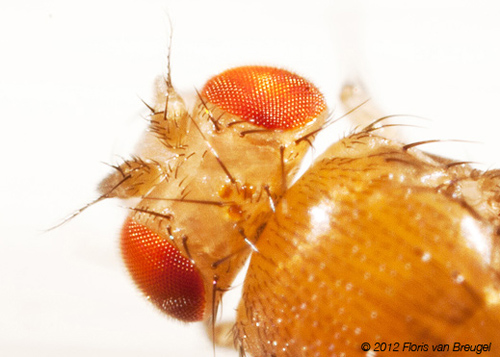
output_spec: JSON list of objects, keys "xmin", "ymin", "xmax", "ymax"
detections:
[{"xmin": 104, "ymin": 66, "xmax": 328, "ymax": 324}]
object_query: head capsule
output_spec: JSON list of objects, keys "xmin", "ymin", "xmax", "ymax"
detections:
[{"xmin": 104, "ymin": 66, "xmax": 327, "ymax": 322}]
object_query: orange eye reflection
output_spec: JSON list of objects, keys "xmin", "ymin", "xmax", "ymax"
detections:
[
  {"xmin": 120, "ymin": 218, "xmax": 205, "ymax": 322},
  {"xmin": 201, "ymin": 66, "xmax": 326, "ymax": 130}
]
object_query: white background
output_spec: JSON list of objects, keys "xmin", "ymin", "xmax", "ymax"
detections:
[{"xmin": 1, "ymin": 1, "xmax": 500, "ymax": 356}]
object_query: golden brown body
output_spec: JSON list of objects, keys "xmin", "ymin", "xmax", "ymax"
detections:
[{"xmin": 236, "ymin": 132, "xmax": 500, "ymax": 356}]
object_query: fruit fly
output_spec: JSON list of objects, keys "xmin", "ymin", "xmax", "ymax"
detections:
[{"xmin": 88, "ymin": 58, "xmax": 500, "ymax": 356}]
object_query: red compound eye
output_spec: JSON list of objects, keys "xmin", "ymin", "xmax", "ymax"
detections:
[
  {"xmin": 201, "ymin": 66, "xmax": 326, "ymax": 130},
  {"xmin": 120, "ymin": 218, "xmax": 205, "ymax": 322}
]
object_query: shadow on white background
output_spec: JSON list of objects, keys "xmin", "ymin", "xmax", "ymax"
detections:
[{"xmin": 1, "ymin": 1, "xmax": 499, "ymax": 356}]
